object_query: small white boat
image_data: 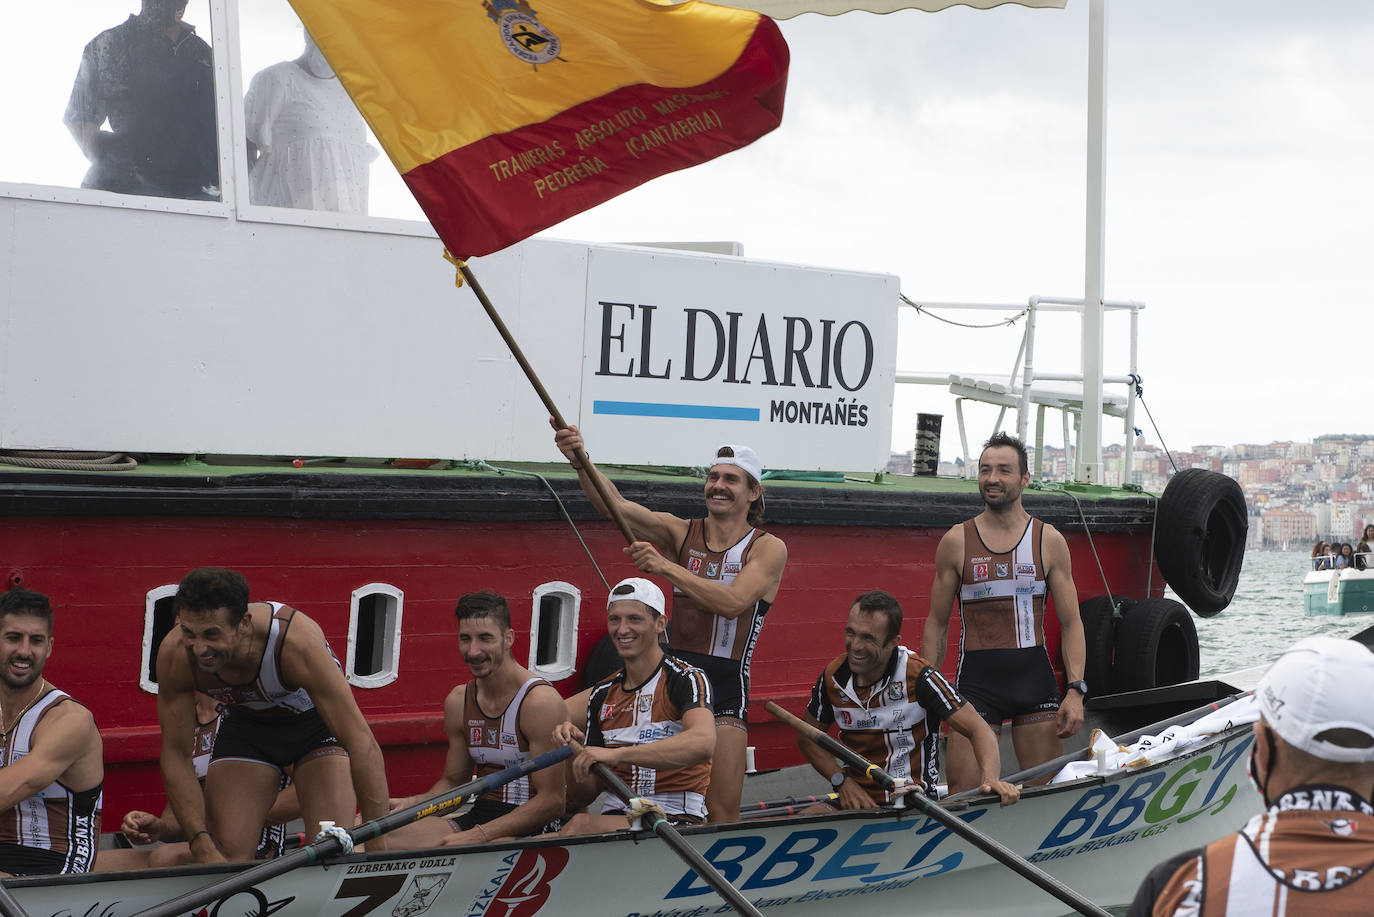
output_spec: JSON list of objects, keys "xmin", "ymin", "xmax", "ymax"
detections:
[{"xmin": 1303, "ymin": 560, "xmax": 1374, "ymax": 615}]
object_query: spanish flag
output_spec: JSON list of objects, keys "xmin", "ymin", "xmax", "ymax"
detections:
[{"xmin": 289, "ymin": 0, "xmax": 789, "ymax": 258}]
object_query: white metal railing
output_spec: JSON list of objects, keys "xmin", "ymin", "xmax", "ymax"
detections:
[{"xmin": 895, "ymin": 296, "xmax": 1144, "ymax": 482}]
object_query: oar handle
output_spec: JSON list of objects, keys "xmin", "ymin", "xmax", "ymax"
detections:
[
  {"xmin": 764, "ymin": 701, "xmax": 895, "ymax": 789},
  {"xmin": 133, "ymin": 746, "xmax": 573, "ymax": 917},
  {"xmin": 763, "ymin": 702, "xmax": 1111, "ymax": 917},
  {"xmin": 459, "ymin": 263, "xmax": 637, "ymax": 545},
  {"xmin": 572, "ymin": 743, "xmax": 764, "ymax": 917}
]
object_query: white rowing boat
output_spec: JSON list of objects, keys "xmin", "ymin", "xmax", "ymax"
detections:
[{"xmin": 9, "ymin": 698, "xmax": 1259, "ymax": 917}]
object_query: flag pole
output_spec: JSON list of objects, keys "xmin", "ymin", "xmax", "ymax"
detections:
[{"xmin": 456, "ymin": 260, "xmax": 637, "ymax": 545}]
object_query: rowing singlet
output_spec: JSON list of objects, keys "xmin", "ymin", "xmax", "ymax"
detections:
[
  {"xmin": 191, "ymin": 603, "xmax": 322, "ymax": 716},
  {"xmin": 806, "ymin": 646, "xmax": 965, "ymax": 800},
  {"xmin": 672, "ymin": 519, "xmax": 772, "ymax": 659},
  {"xmin": 464, "ymin": 676, "xmax": 551, "ymax": 807},
  {"xmin": 1134, "ymin": 786, "xmax": 1374, "ymax": 916},
  {"xmin": 0, "ymin": 689, "xmax": 101, "ymax": 873},
  {"xmin": 957, "ymin": 518, "xmax": 1048, "ymax": 651}
]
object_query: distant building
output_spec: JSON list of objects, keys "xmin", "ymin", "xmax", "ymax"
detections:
[{"xmin": 1262, "ymin": 508, "xmax": 1315, "ymax": 548}]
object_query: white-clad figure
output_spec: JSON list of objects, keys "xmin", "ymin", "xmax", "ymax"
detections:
[{"xmin": 244, "ymin": 31, "xmax": 377, "ymax": 213}]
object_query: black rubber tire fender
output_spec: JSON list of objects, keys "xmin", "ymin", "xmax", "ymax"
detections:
[
  {"xmin": 1077, "ymin": 595, "xmax": 1134, "ymax": 696},
  {"xmin": 1111, "ymin": 597, "xmax": 1200, "ymax": 693},
  {"xmin": 1153, "ymin": 468, "xmax": 1247, "ymax": 617}
]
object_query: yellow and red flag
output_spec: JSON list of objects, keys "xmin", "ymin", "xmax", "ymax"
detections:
[{"xmin": 289, "ymin": 0, "xmax": 789, "ymax": 258}]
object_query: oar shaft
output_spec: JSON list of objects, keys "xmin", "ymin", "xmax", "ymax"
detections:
[
  {"xmin": 581, "ymin": 752, "xmax": 763, "ymax": 917},
  {"xmin": 459, "ymin": 263, "xmax": 636, "ymax": 545},
  {"xmin": 0, "ymin": 881, "xmax": 32, "ymax": 917},
  {"xmin": 764, "ymin": 702, "xmax": 1111, "ymax": 917},
  {"xmin": 137, "ymin": 746, "xmax": 571, "ymax": 917}
]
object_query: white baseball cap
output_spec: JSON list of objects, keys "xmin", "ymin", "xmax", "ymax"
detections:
[
  {"xmin": 607, "ymin": 577, "xmax": 665, "ymax": 616},
  {"xmin": 710, "ymin": 444, "xmax": 762, "ymax": 482},
  {"xmin": 1256, "ymin": 636, "xmax": 1374, "ymax": 764}
]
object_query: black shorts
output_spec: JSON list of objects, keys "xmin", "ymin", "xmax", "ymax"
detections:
[
  {"xmin": 670, "ymin": 649, "xmax": 744, "ymax": 721},
  {"xmin": 956, "ymin": 647, "xmax": 1060, "ymax": 728},
  {"xmin": 0, "ymin": 842, "xmax": 68, "ymax": 876},
  {"xmin": 212, "ymin": 706, "xmax": 343, "ymax": 773},
  {"xmin": 452, "ymin": 798, "xmax": 560, "ymax": 835}
]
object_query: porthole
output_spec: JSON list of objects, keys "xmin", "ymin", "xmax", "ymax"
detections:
[{"xmin": 346, "ymin": 583, "xmax": 403, "ymax": 688}]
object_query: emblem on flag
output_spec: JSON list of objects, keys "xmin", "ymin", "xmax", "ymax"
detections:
[{"xmin": 485, "ymin": 0, "xmax": 562, "ymax": 68}]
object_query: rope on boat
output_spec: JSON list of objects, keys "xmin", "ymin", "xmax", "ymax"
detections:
[
  {"xmin": 1130, "ymin": 374, "xmax": 1179, "ymax": 474},
  {"xmin": 1040, "ymin": 482, "xmax": 1119, "ymax": 612},
  {"xmin": 900, "ymin": 293, "xmax": 1029, "ymax": 329},
  {"xmin": 0, "ymin": 449, "xmax": 138, "ymax": 471},
  {"xmin": 470, "ymin": 461, "xmax": 611, "ymax": 591}
]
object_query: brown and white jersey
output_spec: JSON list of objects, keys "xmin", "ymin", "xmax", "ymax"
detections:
[
  {"xmin": 957, "ymin": 518, "xmax": 1048, "ymax": 651},
  {"xmin": 0, "ymin": 688, "xmax": 101, "ymax": 873},
  {"xmin": 806, "ymin": 646, "xmax": 965, "ymax": 799},
  {"xmin": 191, "ymin": 603, "xmax": 326, "ymax": 716},
  {"xmin": 671, "ymin": 519, "xmax": 772, "ymax": 660},
  {"xmin": 585, "ymin": 656, "xmax": 713, "ymax": 818},
  {"xmin": 1137, "ymin": 786, "xmax": 1374, "ymax": 917},
  {"xmin": 463, "ymin": 675, "xmax": 551, "ymax": 807}
]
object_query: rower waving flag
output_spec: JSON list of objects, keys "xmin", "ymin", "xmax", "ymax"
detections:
[{"xmin": 288, "ymin": 0, "xmax": 789, "ymax": 258}]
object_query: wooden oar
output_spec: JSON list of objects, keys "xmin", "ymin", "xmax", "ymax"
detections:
[
  {"xmin": 456, "ymin": 261, "xmax": 637, "ymax": 545},
  {"xmin": 764, "ymin": 701, "xmax": 1112, "ymax": 917},
  {"xmin": 134, "ymin": 745, "xmax": 572, "ymax": 917},
  {"xmin": 573, "ymin": 742, "xmax": 764, "ymax": 917}
]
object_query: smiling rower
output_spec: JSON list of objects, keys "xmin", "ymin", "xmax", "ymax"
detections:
[{"xmin": 554, "ymin": 423, "xmax": 788, "ymax": 823}]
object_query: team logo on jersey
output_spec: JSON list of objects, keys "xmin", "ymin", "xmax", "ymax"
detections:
[
  {"xmin": 706, "ymin": 562, "xmax": 720, "ymax": 578},
  {"xmin": 723, "ymin": 562, "xmax": 741, "ymax": 576},
  {"xmin": 886, "ymin": 682, "xmax": 905, "ymax": 702},
  {"xmin": 839, "ymin": 710, "xmax": 852, "ymax": 726},
  {"xmin": 600, "ymin": 703, "xmax": 615, "ymax": 721},
  {"xmin": 970, "ymin": 585, "xmax": 994, "ymax": 599},
  {"xmin": 470, "ymin": 727, "xmax": 484, "ymax": 746},
  {"xmin": 973, "ymin": 563, "xmax": 989, "ymax": 581},
  {"xmin": 1016, "ymin": 563, "xmax": 1037, "ymax": 576},
  {"xmin": 486, "ymin": 728, "xmax": 499, "ymax": 746},
  {"xmin": 1325, "ymin": 818, "xmax": 1357, "ymax": 837},
  {"xmin": 995, "ymin": 562, "xmax": 1009, "ymax": 577},
  {"xmin": 501, "ymin": 732, "xmax": 517, "ymax": 746},
  {"xmin": 637, "ymin": 694, "xmax": 652, "ymax": 713},
  {"xmin": 197, "ymin": 731, "xmax": 214, "ymax": 754},
  {"xmin": 890, "ymin": 708, "xmax": 906, "ymax": 727},
  {"xmin": 688, "ymin": 557, "xmax": 702, "ymax": 573}
]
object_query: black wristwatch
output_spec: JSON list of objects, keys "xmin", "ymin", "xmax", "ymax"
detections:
[
  {"xmin": 1066, "ymin": 680, "xmax": 1088, "ymax": 699},
  {"xmin": 830, "ymin": 770, "xmax": 847, "ymax": 788}
]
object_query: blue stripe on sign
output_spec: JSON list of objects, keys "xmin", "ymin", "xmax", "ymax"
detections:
[{"xmin": 592, "ymin": 401, "xmax": 759, "ymax": 421}]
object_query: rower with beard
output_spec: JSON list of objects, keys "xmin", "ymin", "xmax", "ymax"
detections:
[
  {"xmin": 0, "ymin": 588, "xmax": 103, "ymax": 876},
  {"xmin": 155, "ymin": 567, "xmax": 389, "ymax": 863},
  {"xmin": 921, "ymin": 432, "xmax": 1087, "ymax": 792},
  {"xmin": 385, "ymin": 591, "xmax": 567, "ymax": 847},
  {"xmin": 800, "ymin": 590, "xmax": 1018, "ymax": 809},
  {"xmin": 1130, "ymin": 637, "xmax": 1374, "ymax": 916},
  {"xmin": 554, "ymin": 423, "xmax": 787, "ymax": 823}
]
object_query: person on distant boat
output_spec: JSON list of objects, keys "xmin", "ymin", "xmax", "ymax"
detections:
[
  {"xmin": 384, "ymin": 590, "xmax": 567, "ymax": 847},
  {"xmin": 1129, "ymin": 636, "xmax": 1374, "ymax": 916},
  {"xmin": 95, "ymin": 691, "xmax": 299, "ymax": 871},
  {"xmin": 1336, "ymin": 542, "xmax": 1354, "ymax": 569},
  {"xmin": 63, "ymin": 0, "xmax": 218, "ymax": 200},
  {"xmin": 921, "ymin": 431, "xmax": 1088, "ymax": 792},
  {"xmin": 800, "ymin": 589, "xmax": 1018, "ymax": 809},
  {"xmin": 0, "ymin": 588, "xmax": 103, "ymax": 877},
  {"xmin": 1311, "ymin": 540, "xmax": 1330, "ymax": 571},
  {"xmin": 553, "ymin": 578, "xmax": 715, "ymax": 834},
  {"xmin": 155, "ymin": 567, "xmax": 390, "ymax": 863},
  {"xmin": 1356, "ymin": 540, "xmax": 1371, "ymax": 572},
  {"xmin": 243, "ymin": 28, "xmax": 377, "ymax": 213},
  {"xmin": 552, "ymin": 423, "xmax": 787, "ymax": 823}
]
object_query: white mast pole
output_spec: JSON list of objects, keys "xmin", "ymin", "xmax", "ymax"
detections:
[{"xmin": 1078, "ymin": 0, "xmax": 1108, "ymax": 483}]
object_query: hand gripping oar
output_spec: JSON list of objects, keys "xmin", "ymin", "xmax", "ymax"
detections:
[
  {"xmin": 764, "ymin": 701, "xmax": 1112, "ymax": 917},
  {"xmin": 573, "ymin": 743, "xmax": 764, "ymax": 917},
  {"xmin": 134, "ymin": 745, "xmax": 572, "ymax": 917},
  {"xmin": 453, "ymin": 259, "xmax": 636, "ymax": 545}
]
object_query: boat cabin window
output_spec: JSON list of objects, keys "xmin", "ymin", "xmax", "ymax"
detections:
[
  {"xmin": 346, "ymin": 583, "xmax": 403, "ymax": 688},
  {"xmin": 529, "ymin": 582, "xmax": 579, "ymax": 682},
  {"xmin": 2, "ymin": 1, "xmax": 426, "ymax": 227},
  {"xmin": 140, "ymin": 584, "xmax": 181, "ymax": 693}
]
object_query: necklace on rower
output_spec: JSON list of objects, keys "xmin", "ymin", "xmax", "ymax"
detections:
[{"xmin": 0, "ymin": 679, "xmax": 47, "ymax": 737}]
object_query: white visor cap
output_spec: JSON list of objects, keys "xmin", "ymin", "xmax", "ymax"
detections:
[
  {"xmin": 1256, "ymin": 636, "xmax": 1374, "ymax": 764},
  {"xmin": 607, "ymin": 577, "xmax": 665, "ymax": 616},
  {"xmin": 710, "ymin": 445, "xmax": 762, "ymax": 483}
]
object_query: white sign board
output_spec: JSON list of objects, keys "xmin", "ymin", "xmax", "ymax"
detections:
[{"xmin": 579, "ymin": 248, "xmax": 897, "ymax": 472}]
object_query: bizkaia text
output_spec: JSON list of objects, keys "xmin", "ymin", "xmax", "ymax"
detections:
[{"xmin": 595, "ymin": 302, "xmax": 875, "ymax": 392}]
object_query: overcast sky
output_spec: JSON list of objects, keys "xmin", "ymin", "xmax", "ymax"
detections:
[
  {"xmin": 7, "ymin": 2, "xmax": 1370, "ymax": 459},
  {"xmin": 548, "ymin": 0, "xmax": 1374, "ymax": 457}
]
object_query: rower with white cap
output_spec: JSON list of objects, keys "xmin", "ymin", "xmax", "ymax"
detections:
[
  {"xmin": 553, "ymin": 423, "xmax": 787, "ymax": 823},
  {"xmin": 1129, "ymin": 636, "xmax": 1374, "ymax": 916}
]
